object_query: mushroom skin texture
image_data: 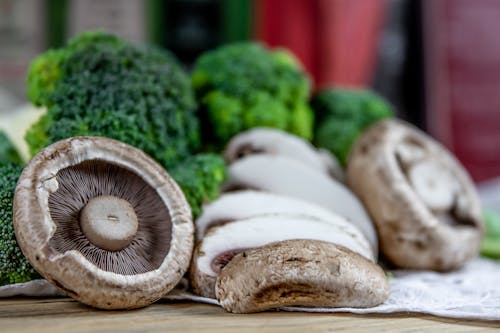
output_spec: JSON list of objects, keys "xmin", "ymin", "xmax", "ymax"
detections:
[
  {"xmin": 224, "ymin": 127, "xmax": 343, "ymax": 180},
  {"xmin": 223, "ymin": 154, "xmax": 378, "ymax": 253},
  {"xmin": 190, "ymin": 213, "xmax": 374, "ymax": 298},
  {"xmin": 14, "ymin": 137, "xmax": 193, "ymax": 309},
  {"xmin": 216, "ymin": 239, "xmax": 389, "ymax": 313},
  {"xmin": 347, "ymin": 119, "xmax": 483, "ymax": 271}
]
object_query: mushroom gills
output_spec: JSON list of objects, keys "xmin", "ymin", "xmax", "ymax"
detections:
[
  {"xmin": 48, "ymin": 160, "xmax": 172, "ymax": 275},
  {"xmin": 195, "ymin": 190, "xmax": 366, "ymax": 240},
  {"xmin": 223, "ymin": 154, "xmax": 378, "ymax": 252},
  {"xmin": 224, "ymin": 127, "xmax": 342, "ymax": 179},
  {"xmin": 216, "ymin": 239, "xmax": 389, "ymax": 313},
  {"xmin": 190, "ymin": 213, "xmax": 374, "ymax": 298}
]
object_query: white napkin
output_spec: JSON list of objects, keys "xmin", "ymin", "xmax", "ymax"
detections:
[{"xmin": 1, "ymin": 257, "xmax": 499, "ymax": 321}]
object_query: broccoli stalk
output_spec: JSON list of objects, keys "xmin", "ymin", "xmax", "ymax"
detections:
[
  {"xmin": 192, "ymin": 42, "xmax": 314, "ymax": 148},
  {"xmin": 0, "ymin": 163, "xmax": 40, "ymax": 285},
  {"xmin": 482, "ymin": 209, "xmax": 500, "ymax": 259},
  {"xmin": 312, "ymin": 88, "xmax": 394, "ymax": 166}
]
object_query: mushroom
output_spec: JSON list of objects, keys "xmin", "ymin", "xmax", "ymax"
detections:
[
  {"xmin": 190, "ymin": 213, "xmax": 375, "ymax": 298},
  {"xmin": 195, "ymin": 190, "xmax": 369, "ymax": 241},
  {"xmin": 216, "ymin": 239, "xmax": 389, "ymax": 313},
  {"xmin": 347, "ymin": 119, "xmax": 483, "ymax": 271},
  {"xmin": 223, "ymin": 154, "xmax": 378, "ymax": 252},
  {"xmin": 224, "ymin": 127, "xmax": 343, "ymax": 181},
  {"xmin": 13, "ymin": 137, "xmax": 193, "ymax": 309}
]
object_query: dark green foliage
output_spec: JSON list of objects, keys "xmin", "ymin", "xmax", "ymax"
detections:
[
  {"xmin": 171, "ymin": 154, "xmax": 227, "ymax": 219},
  {"xmin": 0, "ymin": 163, "xmax": 40, "ymax": 285},
  {"xmin": 25, "ymin": 31, "xmax": 199, "ymax": 169},
  {"xmin": 482, "ymin": 209, "xmax": 500, "ymax": 259},
  {"xmin": 192, "ymin": 42, "xmax": 314, "ymax": 147},
  {"xmin": 0, "ymin": 131, "xmax": 23, "ymax": 165},
  {"xmin": 312, "ymin": 88, "xmax": 394, "ymax": 166}
]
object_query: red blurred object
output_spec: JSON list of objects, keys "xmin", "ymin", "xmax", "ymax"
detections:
[
  {"xmin": 255, "ymin": 0, "xmax": 385, "ymax": 89},
  {"xmin": 424, "ymin": 0, "xmax": 500, "ymax": 182}
]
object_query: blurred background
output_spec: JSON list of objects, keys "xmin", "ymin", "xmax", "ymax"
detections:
[{"xmin": 0, "ymin": 0, "xmax": 499, "ymax": 185}]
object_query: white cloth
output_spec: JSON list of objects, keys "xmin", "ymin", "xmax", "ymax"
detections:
[{"xmin": 1, "ymin": 257, "xmax": 499, "ymax": 321}]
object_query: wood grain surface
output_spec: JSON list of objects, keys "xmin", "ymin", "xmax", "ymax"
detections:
[{"xmin": 0, "ymin": 298, "xmax": 499, "ymax": 333}]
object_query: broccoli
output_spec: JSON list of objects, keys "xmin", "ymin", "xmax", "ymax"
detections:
[
  {"xmin": 171, "ymin": 154, "xmax": 227, "ymax": 218},
  {"xmin": 25, "ymin": 31, "xmax": 199, "ymax": 169},
  {"xmin": 0, "ymin": 131, "xmax": 23, "ymax": 165},
  {"xmin": 192, "ymin": 42, "xmax": 314, "ymax": 147},
  {"xmin": 0, "ymin": 162, "xmax": 40, "ymax": 285},
  {"xmin": 312, "ymin": 88, "xmax": 394, "ymax": 166},
  {"xmin": 481, "ymin": 209, "xmax": 500, "ymax": 259}
]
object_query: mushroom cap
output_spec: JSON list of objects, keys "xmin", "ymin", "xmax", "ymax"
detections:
[
  {"xmin": 216, "ymin": 239, "xmax": 389, "ymax": 313},
  {"xmin": 347, "ymin": 119, "xmax": 483, "ymax": 271},
  {"xmin": 190, "ymin": 213, "xmax": 374, "ymax": 298},
  {"xmin": 14, "ymin": 137, "xmax": 193, "ymax": 309},
  {"xmin": 223, "ymin": 154, "xmax": 378, "ymax": 252}
]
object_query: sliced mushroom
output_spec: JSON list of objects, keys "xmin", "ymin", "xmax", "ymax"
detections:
[
  {"xmin": 216, "ymin": 239, "xmax": 389, "ymax": 313},
  {"xmin": 224, "ymin": 127, "xmax": 343, "ymax": 180},
  {"xmin": 223, "ymin": 155, "xmax": 378, "ymax": 252},
  {"xmin": 14, "ymin": 137, "xmax": 193, "ymax": 309},
  {"xmin": 195, "ymin": 190, "xmax": 368, "ymax": 243},
  {"xmin": 190, "ymin": 213, "xmax": 375, "ymax": 298},
  {"xmin": 347, "ymin": 119, "xmax": 483, "ymax": 271}
]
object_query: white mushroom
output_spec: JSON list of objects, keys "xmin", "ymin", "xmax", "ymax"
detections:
[
  {"xmin": 224, "ymin": 127, "xmax": 343, "ymax": 181},
  {"xmin": 216, "ymin": 239, "xmax": 389, "ymax": 313},
  {"xmin": 223, "ymin": 155, "xmax": 378, "ymax": 252},
  {"xmin": 190, "ymin": 213, "xmax": 375, "ymax": 298},
  {"xmin": 347, "ymin": 119, "xmax": 484, "ymax": 271},
  {"xmin": 14, "ymin": 137, "xmax": 193, "ymax": 309},
  {"xmin": 195, "ymin": 190, "xmax": 366, "ymax": 242}
]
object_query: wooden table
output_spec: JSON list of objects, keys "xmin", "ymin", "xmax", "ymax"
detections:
[{"xmin": 1, "ymin": 298, "xmax": 498, "ymax": 332}]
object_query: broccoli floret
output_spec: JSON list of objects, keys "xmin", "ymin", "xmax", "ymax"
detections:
[
  {"xmin": 25, "ymin": 31, "xmax": 199, "ymax": 169},
  {"xmin": 0, "ymin": 163, "xmax": 40, "ymax": 285},
  {"xmin": 312, "ymin": 88, "xmax": 394, "ymax": 166},
  {"xmin": 482, "ymin": 209, "xmax": 500, "ymax": 259},
  {"xmin": 0, "ymin": 131, "xmax": 23, "ymax": 165},
  {"xmin": 192, "ymin": 42, "xmax": 314, "ymax": 147},
  {"xmin": 171, "ymin": 154, "xmax": 227, "ymax": 218}
]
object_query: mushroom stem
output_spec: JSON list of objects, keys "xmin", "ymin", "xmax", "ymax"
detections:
[{"xmin": 80, "ymin": 195, "xmax": 138, "ymax": 251}]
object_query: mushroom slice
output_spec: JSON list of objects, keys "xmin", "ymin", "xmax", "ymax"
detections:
[
  {"xmin": 347, "ymin": 119, "xmax": 483, "ymax": 271},
  {"xmin": 190, "ymin": 214, "xmax": 375, "ymax": 298},
  {"xmin": 14, "ymin": 137, "xmax": 193, "ymax": 309},
  {"xmin": 196, "ymin": 190, "xmax": 368, "ymax": 242},
  {"xmin": 224, "ymin": 127, "xmax": 341, "ymax": 179},
  {"xmin": 223, "ymin": 154, "xmax": 377, "ymax": 252},
  {"xmin": 216, "ymin": 239, "xmax": 389, "ymax": 313}
]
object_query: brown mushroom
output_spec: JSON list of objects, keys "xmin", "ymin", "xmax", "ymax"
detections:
[
  {"xmin": 216, "ymin": 239, "xmax": 389, "ymax": 313},
  {"xmin": 190, "ymin": 213, "xmax": 375, "ymax": 298},
  {"xmin": 14, "ymin": 137, "xmax": 193, "ymax": 309},
  {"xmin": 347, "ymin": 119, "xmax": 483, "ymax": 271}
]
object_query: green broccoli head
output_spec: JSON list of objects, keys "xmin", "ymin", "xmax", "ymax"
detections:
[
  {"xmin": 312, "ymin": 88, "xmax": 394, "ymax": 166},
  {"xmin": 192, "ymin": 42, "xmax": 314, "ymax": 147},
  {"xmin": 0, "ymin": 162, "xmax": 40, "ymax": 285},
  {"xmin": 171, "ymin": 154, "xmax": 227, "ymax": 219},
  {"xmin": 26, "ymin": 31, "xmax": 199, "ymax": 169},
  {"xmin": 0, "ymin": 131, "xmax": 23, "ymax": 165}
]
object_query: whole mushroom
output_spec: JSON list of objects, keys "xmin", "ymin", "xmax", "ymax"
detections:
[
  {"xmin": 216, "ymin": 239, "xmax": 389, "ymax": 313},
  {"xmin": 347, "ymin": 119, "xmax": 484, "ymax": 271},
  {"xmin": 14, "ymin": 137, "xmax": 193, "ymax": 309}
]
